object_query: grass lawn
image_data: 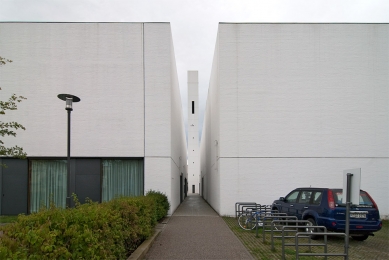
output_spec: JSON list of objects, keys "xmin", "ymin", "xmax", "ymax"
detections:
[{"xmin": 223, "ymin": 217, "xmax": 389, "ymax": 260}]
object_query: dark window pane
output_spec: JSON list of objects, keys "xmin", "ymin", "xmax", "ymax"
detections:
[{"xmin": 286, "ymin": 191, "xmax": 300, "ymax": 203}]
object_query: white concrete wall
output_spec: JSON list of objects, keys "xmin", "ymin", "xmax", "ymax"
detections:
[
  {"xmin": 170, "ymin": 37, "xmax": 188, "ymax": 212},
  {"xmin": 200, "ymin": 36, "xmax": 221, "ymax": 213},
  {"xmin": 203, "ymin": 23, "xmax": 389, "ymax": 218},
  {"xmin": 188, "ymin": 71, "xmax": 200, "ymax": 193},
  {"xmin": 219, "ymin": 158, "xmax": 388, "ymax": 216},
  {"xmin": 0, "ymin": 23, "xmax": 144, "ymax": 157},
  {"xmin": 1, "ymin": 22, "xmax": 187, "ymax": 215},
  {"xmin": 218, "ymin": 24, "xmax": 388, "ymax": 159},
  {"xmin": 143, "ymin": 23, "xmax": 187, "ymax": 214},
  {"xmin": 144, "ymin": 23, "xmax": 171, "ymax": 158}
]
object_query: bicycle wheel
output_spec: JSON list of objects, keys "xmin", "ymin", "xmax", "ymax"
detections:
[{"xmin": 238, "ymin": 212, "xmax": 256, "ymax": 230}]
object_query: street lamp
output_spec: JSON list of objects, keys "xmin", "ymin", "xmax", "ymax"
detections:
[{"xmin": 57, "ymin": 94, "xmax": 81, "ymax": 208}]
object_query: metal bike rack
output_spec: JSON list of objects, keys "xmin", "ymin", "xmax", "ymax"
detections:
[
  {"xmin": 255, "ymin": 213, "xmax": 289, "ymax": 240},
  {"xmin": 251, "ymin": 205, "xmax": 273, "ymax": 217},
  {"xmin": 269, "ymin": 219, "xmax": 311, "ymax": 251},
  {"xmin": 237, "ymin": 204, "xmax": 275, "ymax": 231},
  {"xmin": 295, "ymin": 232, "xmax": 347, "ymax": 259},
  {"xmin": 235, "ymin": 202, "xmax": 258, "ymax": 218},
  {"xmin": 280, "ymin": 225, "xmax": 327, "ymax": 260},
  {"xmin": 235, "ymin": 202, "xmax": 348, "ymax": 260}
]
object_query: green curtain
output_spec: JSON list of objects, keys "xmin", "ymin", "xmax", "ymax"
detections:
[
  {"xmin": 102, "ymin": 159, "xmax": 144, "ymax": 202},
  {"xmin": 30, "ymin": 160, "xmax": 67, "ymax": 212}
]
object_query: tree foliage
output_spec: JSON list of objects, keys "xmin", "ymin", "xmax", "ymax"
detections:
[{"xmin": 0, "ymin": 56, "xmax": 27, "ymax": 160}]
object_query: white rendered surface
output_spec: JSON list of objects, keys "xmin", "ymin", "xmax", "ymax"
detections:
[
  {"xmin": 143, "ymin": 23, "xmax": 187, "ymax": 214},
  {"xmin": 201, "ymin": 23, "xmax": 389, "ymax": 218},
  {"xmin": 200, "ymin": 36, "xmax": 221, "ymax": 213},
  {"xmin": 0, "ymin": 23, "xmax": 145, "ymax": 157},
  {"xmin": 0, "ymin": 22, "xmax": 187, "ymax": 215},
  {"xmin": 188, "ymin": 71, "xmax": 200, "ymax": 193}
]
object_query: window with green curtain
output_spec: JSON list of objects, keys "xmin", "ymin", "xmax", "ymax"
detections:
[
  {"xmin": 30, "ymin": 160, "xmax": 67, "ymax": 212},
  {"xmin": 102, "ymin": 159, "xmax": 144, "ymax": 201}
]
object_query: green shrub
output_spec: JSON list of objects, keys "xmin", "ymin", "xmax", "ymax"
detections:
[
  {"xmin": 0, "ymin": 193, "xmax": 170, "ymax": 259},
  {"xmin": 106, "ymin": 196, "xmax": 155, "ymax": 253},
  {"xmin": 146, "ymin": 190, "xmax": 170, "ymax": 221}
]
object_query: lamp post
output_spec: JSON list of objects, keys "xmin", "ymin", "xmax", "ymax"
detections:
[{"xmin": 57, "ymin": 94, "xmax": 81, "ymax": 208}]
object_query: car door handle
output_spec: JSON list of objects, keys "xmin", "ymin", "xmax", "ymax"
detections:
[
  {"xmin": 304, "ymin": 206, "xmax": 309, "ymax": 209},
  {"xmin": 290, "ymin": 205, "xmax": 294, "ymax": 207}
]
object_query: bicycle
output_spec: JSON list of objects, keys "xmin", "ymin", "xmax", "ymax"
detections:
[{"xmin": 238, "ymin": 210, "xmax": 271, "ymax": 230}]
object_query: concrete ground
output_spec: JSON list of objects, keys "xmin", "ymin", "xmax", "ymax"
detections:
[{"xmin": 144, "ymin": 194, "xmax": 253, "ymax": 260}]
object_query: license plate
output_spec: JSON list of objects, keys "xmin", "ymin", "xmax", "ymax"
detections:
[{"xmin": 350, "ymin": 211, "xmax": 368, "ymax": 218}]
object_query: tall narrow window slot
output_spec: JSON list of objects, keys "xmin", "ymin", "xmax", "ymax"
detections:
[{"xmin": 192, "ymin": 101, "xmax": 195, "ymax": 114}]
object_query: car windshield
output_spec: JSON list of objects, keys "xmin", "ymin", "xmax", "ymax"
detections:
[{"xmin": 332, "ymin": 189, "xmax": 374, "ymax": 207}]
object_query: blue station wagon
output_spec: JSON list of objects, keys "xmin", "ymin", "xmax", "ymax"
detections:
[{"xmin": 272, "ymin": 187, "xmax": 382, "ymax": 241}]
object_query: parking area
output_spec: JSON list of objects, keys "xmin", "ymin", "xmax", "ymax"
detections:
[{"xmin": 223, "ymin": 218, "xmax": 389, "ymax": 259}]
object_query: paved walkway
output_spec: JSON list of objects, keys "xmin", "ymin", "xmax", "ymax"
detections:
[{"xmin": 145, "ymin": 194, "xmax": 253, "ymax": 260}]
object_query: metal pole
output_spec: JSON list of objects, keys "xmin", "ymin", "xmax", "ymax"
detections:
[
  {"xmin": 345, "ymin": 173, "xmax": 353, "ymax": 260},
  {"xmin": 66, "ymin": 109, "xmax": 71, "ymax": 208}
]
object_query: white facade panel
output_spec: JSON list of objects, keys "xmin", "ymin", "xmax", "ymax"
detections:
[
  {"xmin": 219, "ymin": 158, "xmax": 389, "ymax": 218},
  {"xmin": 1, "ymin": 22, "xmax": 188, "ymax": 215},
  {"xmin": 218, "ymin": 25, "xmax": 239, "ymax": 158},
  {"xmin": 188, "ymin": 71, "xmax": 200, "ymax": 193},
  {"xmin": 0, "ymin": 23, "xmax": 145, "ymax": 157},
  {"xmin": 144, "ymin": 157, "xmax": 171, "ymax": 209},
  {"xmin": 218, "ymin": 24, "xmax": 389, "ymax": 158},
  {"xmin": 200, "ymin": 37, "xmax": 220, "ymax": 211},
  {"xmin": 170, "ymin": 37, "xmax": 188, "ymax": 212},
  {"xmin": 170, "ymin": 159, "xmax": 182, "ymax": 214},
  {"xmin": 143, "ymin": 23, "xmax": 187, "ymax": 213},
  {"xmin": 144, "ymin": 23, "xmax": 171, "ymax": 157},
  {"xmin": 202, "ymin": 23, "xmax": 389, "ymax": 218}
]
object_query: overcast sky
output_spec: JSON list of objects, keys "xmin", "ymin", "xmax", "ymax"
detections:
[{"xmin": 1, "ymin": 0, "xmax": 388, "ymax": 140}]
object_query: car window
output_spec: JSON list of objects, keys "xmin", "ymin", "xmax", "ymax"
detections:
[
  {"xmin": 298, "ymin": 191, "xmax": 312, "ymax": 204},
  {"xmin": 332, "ymin": 190, "xmax": 373, "ymax": 206},
  {"xmin": 333, "ymin": 191, "xmax": 343, "ymax": 204},
  {"xmin": 359, "ymin": 192, "xmax": 374, "ymax": 206},
  {"xmin": 311, "ymin": 191, "xmax": 322, "ymax": 205},
  {"xmin": 286, "ymin": 190, "xmax": 300, "ymax": 203}
]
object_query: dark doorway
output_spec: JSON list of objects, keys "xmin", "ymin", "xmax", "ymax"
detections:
[
  {"xmin": 184, "ymin": 178, "xmax": 188, "ymax": 198},
  {"xmin": 180, "ymin": 175, "xmax": 183, "ymax": 203},
  {"xmin": 192, "ymin": 184, "xmax": 195, "ymax": 193},
  {"xmin": 1, "ymin": 159, "xmax": 28, "ymax": 215},
  {"xmin": 202, "ymin": 177, "xmax": 204, "ymax": 198}
]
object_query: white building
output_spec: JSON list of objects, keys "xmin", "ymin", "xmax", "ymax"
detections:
[
  {"xmin": 1, "ymin": 22, "xmax": 388, "ymax": 219},
  {"xmin": 200, "ymin": 23, "xmax": 389, "ymax": 218},
  {"xmin": 187, "ymin": 71, "xmax": 200, "ymax": 193},
  {"xmin": 0, "ymin": 22, "xmax": 187, "ymax": 215}
]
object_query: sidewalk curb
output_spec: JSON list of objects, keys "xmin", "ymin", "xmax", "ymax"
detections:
[{"xmin": 127, "ymin": 217, "xmax": 170, "ymax": 260}]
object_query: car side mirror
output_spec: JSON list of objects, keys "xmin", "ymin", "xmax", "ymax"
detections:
[{"xmin": 279, "ymin": 197, "xmax": 285, "ymax": 201}]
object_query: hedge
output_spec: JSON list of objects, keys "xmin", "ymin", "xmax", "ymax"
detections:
[{"xmin": 0, "ymin": 191, "xmax": 170, "ymax": 259}]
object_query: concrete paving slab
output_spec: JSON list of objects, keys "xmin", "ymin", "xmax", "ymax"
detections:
[
  {"xmin": 145, "ymin": 194, "xmax": 253, "ymax": 260},
  {"xmin": 173, "ymin": 194, "xmax": 219, "ymax": 217}
]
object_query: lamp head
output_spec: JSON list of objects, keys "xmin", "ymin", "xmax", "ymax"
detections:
[{"xmin": 57, "ymin": 94, "xmax": 81, "ymax": 111}]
